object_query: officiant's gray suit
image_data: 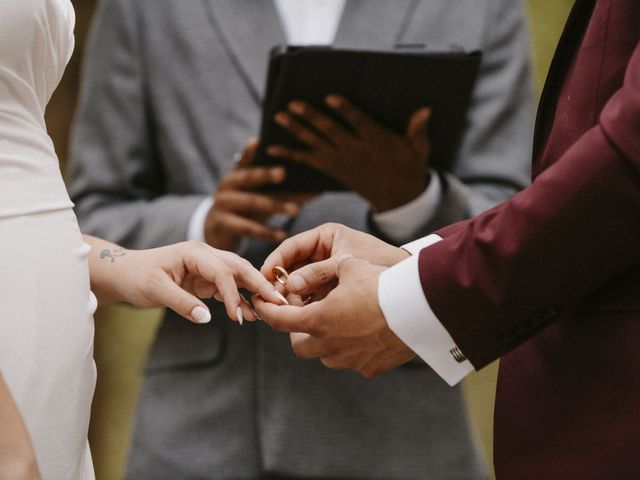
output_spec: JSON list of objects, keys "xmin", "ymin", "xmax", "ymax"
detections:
[{"xmin": 68, "ymin": 0, "xmax": 533, "ymax": 478}]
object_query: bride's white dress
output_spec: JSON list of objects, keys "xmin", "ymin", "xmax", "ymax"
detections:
[{"xmin": 0, "ymin": 0, "xmax": 96, "ymax": 478}]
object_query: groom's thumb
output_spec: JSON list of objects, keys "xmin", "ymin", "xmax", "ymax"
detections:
[
  {"xmin": 335, "ymin": 254, "xmax": 369, "ymax": 280},
  {"xmin": 286, "ymin": 257, "xmax": 342, "ymax": 294}
]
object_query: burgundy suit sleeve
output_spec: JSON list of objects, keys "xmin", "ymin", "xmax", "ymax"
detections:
[
  {"xmin": 432, "ymin": 219, "xmax": 470, "ymax": 239},
  {"xmin": 419, "ymin": 42, "xmax": 640, "ymax": 369}
]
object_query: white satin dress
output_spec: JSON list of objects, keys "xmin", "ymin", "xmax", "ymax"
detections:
[{"xmin": 0, "ymin": 0, "xmax": 96, "ymax": 478}]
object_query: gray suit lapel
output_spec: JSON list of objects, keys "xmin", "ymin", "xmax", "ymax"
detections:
[
  {"xmin": 202, "ymin": 0, "xmax": 286, "ymax": 101},
  {"xmin": 202, "ymin": 0, "xmax": 415, "ymax": 101},
  {"xmin": 334, "ymin": 0, "xmax": 416, "ymax": 48}
]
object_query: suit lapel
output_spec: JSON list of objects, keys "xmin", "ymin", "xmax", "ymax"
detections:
[
  {"xmin": 334, "ymin": 0, "xmax": 416, "ymax": 48},
  {"xmin": 202, "ymin": 0, "xmax": 415, "ymax": 102},
  {"xmin": 202, "ymin": 0, "xmax": 286, "ymax": 102},
  {"xmin": 532, "ymin": 0, "xmax": 596, "ymax": 168}
]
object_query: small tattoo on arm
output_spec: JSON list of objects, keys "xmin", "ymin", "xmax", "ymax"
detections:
[{"xmin": 100, "ymin": 248, "xmax": 127, "ymax": 263}]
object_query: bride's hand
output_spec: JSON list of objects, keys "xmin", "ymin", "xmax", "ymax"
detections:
[{"xmin": 85, "ymin": 237, "xmax": 286, "ymax": 324}]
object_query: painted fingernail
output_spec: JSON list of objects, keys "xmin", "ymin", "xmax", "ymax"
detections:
[
  {"xmin": 274, "ymin": 290, "xmax": 290, "ymax": 305},
  {"xmin": 288, "ymin": 273, "xmax": 307, "ymax": 292},
  {"xmin": 191, "ymin": 306, "xmax": 211, "ymax": 324},
  {"xmin": 236, "ymin": 306, "xmax": 244, "ymax": 326},
  {"xmin": 251, "ymin": 308, "xmax": 260, "ymax": 321}
]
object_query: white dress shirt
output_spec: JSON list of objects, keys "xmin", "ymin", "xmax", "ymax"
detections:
[
  {"xmin": 188, "ymin": 0, "xmax": 444, "ymax": 245},
  {"xmin": 274, "ymin": 0, "xmax": 346, "ymax": 45},
  {"xmin": 379, "ymin": 235, "xmax": 475, "ymax": 386}
]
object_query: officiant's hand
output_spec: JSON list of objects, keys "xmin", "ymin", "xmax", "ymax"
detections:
[
  {"xmin": 253, "ymin": 255, "xmax": 415, "ymax": 378},
  {"xmin": 267, "ymin": 96, "xmax": 431, "ymax": 212},
  {"xmin": 204, "ymin": 139, "xmax": 303, "ymax": 251}
]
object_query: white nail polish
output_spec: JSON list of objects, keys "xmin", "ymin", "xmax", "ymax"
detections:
[
  {"xmin": 274, "ymin": 290, "xmax": 290, "ymax": 305},
  {"xmin": 236, "ymin": 306, "xmax": 244, "ymax": 326},
  {"xmin": 191, "ymin": 306, "xmax": 211, "ymax": 324}
]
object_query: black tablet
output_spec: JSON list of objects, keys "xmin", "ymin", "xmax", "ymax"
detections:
[{"xmin": 255, "ymin": 44, "xmax": 482, "ymax": 192}]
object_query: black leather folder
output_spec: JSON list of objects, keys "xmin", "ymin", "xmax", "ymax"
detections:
[{"xmin": 255, "ymin": 44, "xmax": 482, "ymax": 192}]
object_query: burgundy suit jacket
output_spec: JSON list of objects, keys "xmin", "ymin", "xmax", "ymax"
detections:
[{"xmin": 419, "ymin": 0, "xmax": 640, "ymax": 477}]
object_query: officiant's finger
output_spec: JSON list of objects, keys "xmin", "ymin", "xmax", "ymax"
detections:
[
  {"xmin": 235, "ymin": 137, "xmax": 259, "ymax": 167},
  {"xmin": 406, "ymin": 107, "xmax": 431, "ymax": 156},
  {"xmin": 219, "ymin": 212, "xmax": 287, "ymax": 243},
  {"xmin": 217, "ymin": 191, "xmax": 299, "ymax": 217},
  {"xmin": 274, "ymin": 111, "xmax": 327, "ymax": 148},
  {"xmin": 261, "ymin": 227, "xmax": 326, "ymax": 279},
  {"xmin": 274, "ymin": 193, "xmax": 321, "ymax": 205},
  {"xmin": 325, "ymin": 95, "xmax": 375, "ymax": 134},
  {"xmin": 266, "ymin": 145, "xmax": 327, "ymax": 172},
  {"xmin": 287, "ymin": 101, "xmax": 352, "ymax": 146},
  {"xmin": 220, "ymin": 166, "xmax": 286, "ymax": 191}
]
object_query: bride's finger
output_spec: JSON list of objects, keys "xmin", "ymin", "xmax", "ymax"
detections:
[
  {"xmin": 192, "ymin": 277, "xmax": 217, "ymax": 299},
  {"xmin": 228, "ymin": 255, "xmax": 287, "ymax": 305},
  {"xmin": 208, "ymin": 263, "xmax": 243, "ymax": 321},
  {"xmin": 150, "ymin": 274, "xmax": 211, "ymax": 325},
  {"xmin": 239, "ymin": 296, "xmax": 257, "ymax": 324}
]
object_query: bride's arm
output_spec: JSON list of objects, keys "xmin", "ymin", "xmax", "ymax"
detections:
[
  {"xmin": 0, "ymin": 374, "xmax": 41, "ymax": 480},
  {"xmin": 83, "ymin": 236, "xmax": 284, "ymax": 324}
]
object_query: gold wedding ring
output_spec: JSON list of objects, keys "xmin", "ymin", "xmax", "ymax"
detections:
[{"xmin": 273, "ymin": 266, "xmax": 289, "ymax": 287}]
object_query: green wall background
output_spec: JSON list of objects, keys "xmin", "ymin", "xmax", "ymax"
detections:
[{"xmin": 80, "ymin": 2, "xmax": 576, "ymax": 478}]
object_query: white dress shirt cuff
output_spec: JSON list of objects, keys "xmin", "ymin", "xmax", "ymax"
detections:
[
  {"xmin": 378, "ymin": 237, "xmax": 475, "ymax": 386},
  {"xmin": 401, "ymin": 233, "xmax": 442, "ymax": 256},
  {"xmin": 187, "ymin": 197, "xmax": 214, "ymax": 242},
  {"xmin": 372, "ymin": 170, "xmax": 442, "ymax": 243}
]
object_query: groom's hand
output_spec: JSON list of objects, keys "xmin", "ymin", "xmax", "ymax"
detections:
[
  {"xmin": 260, "ymin": 223, "xmax": 408, "ymax": 294},
  {"xmin": 254, "ymin": 256, "xmax": 415, "ymax": 378}
]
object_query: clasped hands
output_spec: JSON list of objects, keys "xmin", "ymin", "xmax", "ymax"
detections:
[
  {"xmin": 115, "ymin": 223, "xmax": 417, "ymax": 378},
  {"xmin": 135, "ymin": 97, "xmax": 430, "ymax": 376},
  {"xmin": 253, "ymin": 223, "xmax": 417, "ymax": 378}
]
